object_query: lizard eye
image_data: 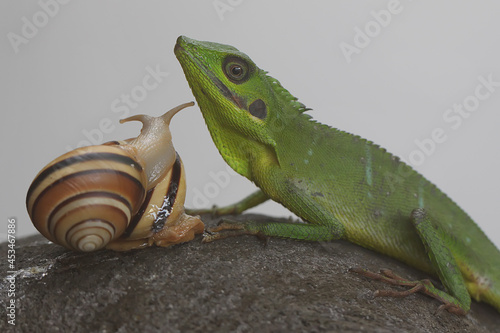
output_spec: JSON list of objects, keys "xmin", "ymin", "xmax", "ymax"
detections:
[
  {"xmin": 223, "ymin": 56, "xmax": 250, "ymax": 83},
  {"xmin": 229, "ymin": 65, "xmax": 243, "ymax": 77}
]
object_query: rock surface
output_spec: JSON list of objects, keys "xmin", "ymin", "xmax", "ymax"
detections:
[{"xmin": 1, "ymin": 214, "xmax": 499, "ymax": 332}]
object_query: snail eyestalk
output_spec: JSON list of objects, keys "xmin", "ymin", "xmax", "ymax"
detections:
[
  {"xmin": 161, "ymin": 101, "xmax": 195, "ymax": 125},
  {"xmin": 120, "ymin": 102, "xmax": 194, "ymax": 190}
]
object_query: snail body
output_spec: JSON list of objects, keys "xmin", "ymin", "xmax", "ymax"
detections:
[{"xmin": 26, "ymin": 102, "xmax": 204, "ymax": 252}]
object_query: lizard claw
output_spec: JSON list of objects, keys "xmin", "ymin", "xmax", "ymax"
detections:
[{"xmin": 435, "ymin": 302, "xmax": 467, "ymax": 316}]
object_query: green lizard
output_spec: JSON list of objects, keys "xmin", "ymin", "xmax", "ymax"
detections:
[{"xmin": 174, "ymin": 35, "xmax": 500, "ymax": 315}]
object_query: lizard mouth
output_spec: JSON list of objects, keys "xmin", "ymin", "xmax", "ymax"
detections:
[
  {"xmin": 173, "ymin": 36, "xmax": 187, "ymax": 55},
  {"xmin": 174, "ymin": 36, "xmax": 248, "ymax": 111},
  {"xmin": 174, "ymin": 36, "xmax": 215, "ymax": 86}
]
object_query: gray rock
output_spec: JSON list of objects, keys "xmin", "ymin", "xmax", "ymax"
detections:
[{"xmin": 1, "ymin": 214, "xmax": 499, "ymax": 332}]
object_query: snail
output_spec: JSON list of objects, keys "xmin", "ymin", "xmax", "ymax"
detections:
[{"xmin": 26, "ymin": 102, "xmax": 204, "ymax": 252}]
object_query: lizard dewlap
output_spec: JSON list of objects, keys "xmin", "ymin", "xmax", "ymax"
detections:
[{"xmin": 174, "ymin": 35, "xmax": 500, "ymax": 315}]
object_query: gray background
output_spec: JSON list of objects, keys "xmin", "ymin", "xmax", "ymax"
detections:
[{"xmin": 1, "ymin": 0, "xmax": 499, "ymax": 249}]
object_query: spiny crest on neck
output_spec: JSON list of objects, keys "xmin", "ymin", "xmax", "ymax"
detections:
[
  {"xmin": 263, "ymin": 71, "xmax": 342, "ymax": 136},
  {"xmin": 264, "ymin": 72, "xmax": 311, "ymax": 114}
]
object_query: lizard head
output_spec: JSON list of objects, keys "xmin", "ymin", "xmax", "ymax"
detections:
[{"xmin": 175, "ymin": 36, "xmax": 307, "ymax": 178}]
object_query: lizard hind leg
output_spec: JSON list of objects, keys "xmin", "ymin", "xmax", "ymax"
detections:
[
  {"xmin": 351, "ymin": 208, "xmax": 471, "ymax": 316},
  {"xmin": 350, "ymin": 268, "xmax": 467, "ymax": 315}
]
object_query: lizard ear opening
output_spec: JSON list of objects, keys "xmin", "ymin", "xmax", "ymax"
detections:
[{"xmin": 248, "ymin": 99, "xmax": 267, "ymax": 120}]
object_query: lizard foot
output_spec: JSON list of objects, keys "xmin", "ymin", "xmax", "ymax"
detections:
[
  {"xmin": 350, "ymin": 268, "xmax": 466, "ymax": 315},
  {"xmin": 202, "ymin": 219, "xmax": 261, "ymax": 243}
]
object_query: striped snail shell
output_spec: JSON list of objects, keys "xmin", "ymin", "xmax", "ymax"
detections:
[{"xmin": 26, "ymin": 102, "xmax": 204, "ymax": 252}]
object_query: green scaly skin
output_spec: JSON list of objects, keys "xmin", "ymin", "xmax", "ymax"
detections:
[{"xmin": 174, "ymin": 35, "xmax": 500, "ymax": 315}]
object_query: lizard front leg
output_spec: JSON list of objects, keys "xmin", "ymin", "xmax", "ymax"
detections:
[
  {"xmin": 203, "ymin": 215, "xmax": 344, "ymax": 242},
  {"xmin": 202, "ymin": 169, "xmax": 346, "ymax": 243}
]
